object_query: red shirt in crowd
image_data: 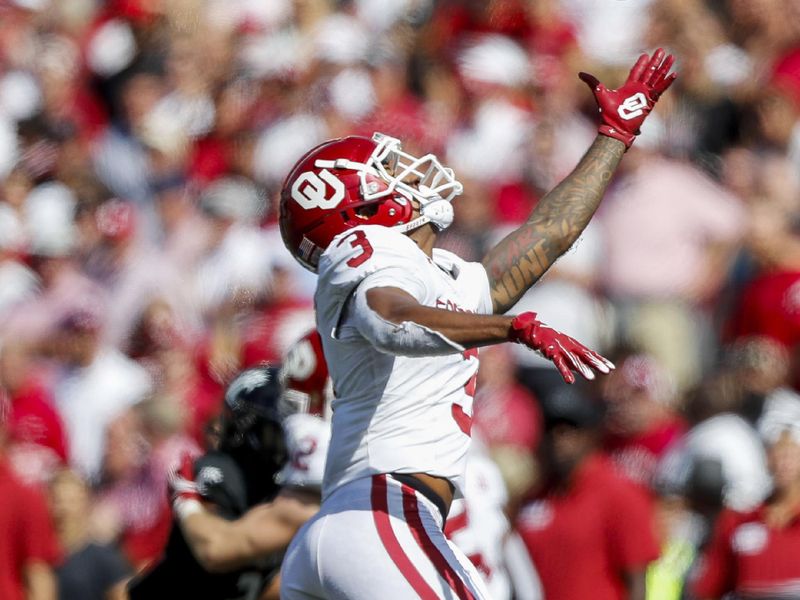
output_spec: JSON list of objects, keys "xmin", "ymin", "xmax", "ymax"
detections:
[
  {"xmin": 474, "ymin": 383, "xmax": 542, "ymax": 453},
  {"xmin": 0, "ymin": 459, "xmax": 61, "ymax": 600},
  {"xmin": 603, "ymin": 417, "xmax": 686, "ymax": 489},
  {"xmin": 691, "ymin": 505, "xmax": 800, "ymax": 599},
  {"xmin": 516, "ymin": 454, "xmax": 660, "ymax": 600},
  {"xmin": 728, "ymin": 271, "xmax": 800, "ymax": 348},
  {"xmin": 7, "ymin": 381, "xmax": 69, "ymax": 463}
]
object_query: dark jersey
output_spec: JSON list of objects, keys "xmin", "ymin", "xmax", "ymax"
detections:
[{"xmin": 127, "ymin": 451, "xmax": 281, "ymax": 600}]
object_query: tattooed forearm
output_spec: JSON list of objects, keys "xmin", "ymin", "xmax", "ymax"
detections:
[{"xmin": 482, "ymin": 135, "xmax": 625, "ymax": 313}]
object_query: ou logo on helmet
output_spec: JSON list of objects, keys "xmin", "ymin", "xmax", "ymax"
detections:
[
  {"xmin": 617, "ymin": 92, "xmax": 648, "ymax": 120},
  {"xmin": 291, "ymin": 169, "xmax": 345, "ymax": 210}
]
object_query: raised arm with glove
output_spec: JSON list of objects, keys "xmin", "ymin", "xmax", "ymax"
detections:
[
  {"xmin": 579, "ymin": 48, "xmax": 677, "ymax": 149},
  {"xmin": 483, "ymin": 48, "xmax": 678, "ymax": 312}
]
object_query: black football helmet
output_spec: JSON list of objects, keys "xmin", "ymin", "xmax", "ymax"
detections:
[{"xmin": 219, "ymin": 366, "xmax": 288, "ymax": 497}]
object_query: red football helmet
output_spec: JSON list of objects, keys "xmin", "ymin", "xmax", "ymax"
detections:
[
  {"xmin": 279, "ymin": 329, "xmax": 332, "ymax": 419},
  {"xmin": 279, "ymin": 132, "xmax": 463, "ymax": 271}
]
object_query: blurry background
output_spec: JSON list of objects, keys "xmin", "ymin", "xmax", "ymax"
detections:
[{"xmin": 1, "ymin": 0, "xmax": 800, "ymax": 598}]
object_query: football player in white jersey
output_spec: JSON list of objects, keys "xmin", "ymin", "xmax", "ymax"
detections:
[
  {"xmin": 444, "ymin": 441, "xmax": 514, "ymax": 599},
  {"xmin": 278, "ymin": 50, "xmax": 677, "ymax": 599},
  {"xmin": 292, "ymin": 330, "xmax": 529, "ymax": 598}
]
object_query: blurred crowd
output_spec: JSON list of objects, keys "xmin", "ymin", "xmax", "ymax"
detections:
[{"xmin": 1, "ymin": 0, "xmax": 800, "ymax": 598}]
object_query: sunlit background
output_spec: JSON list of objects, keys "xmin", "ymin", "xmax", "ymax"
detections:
[{"xmin": 1, "ymin": 0, "xmax": 800, "ymax": 598}]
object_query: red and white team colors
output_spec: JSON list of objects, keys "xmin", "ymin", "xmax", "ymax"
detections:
[
  {"xmin": 278, "ymin": 413, "xmax": 331, "ymax": 491},
  {"xmin": 445, "ymin": 444, "xmax": 512, "ymax": 599},
  {"xmin": 281, "ymin": 224, "xmax": 493, "ymax": 599},
  {"xmin": 317, "ymin": 225, "xmax": 491, "ymax": 498},
  {"xmin": 282, "ymin": 473, "xmax": 490, "ymax": 599}
]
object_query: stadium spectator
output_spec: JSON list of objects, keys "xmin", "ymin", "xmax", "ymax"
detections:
[
  {"xmin": 0, "ymin": 418, "xmax": 60, "ymax": 600},
  {"xmin": 0, "ymin": 340, "xmax": 68, "ymax": 485},
  {"xmin": 92, "ymin": 399, "xmax": 198, "ymax": 568},
  {"xmin": 757, "ymin": 48, "xmax": 800, "ymax": 174},
  {"xmin": 723, "ymin": 337, "xmax": 791, "ymax": 425},
  {"xmin": 0, "ymin": 183, "xmax": 107, "ymax": 344},
  {"xmin": 658, "ymin": 368, "xmax": 771, "ymax": 514},
  {"xmin": 689, "ymin": 390, "xmax": 800, "ymax": 599},
  {"xmin": 193, "ymin": 177, "xmax": 272, "ymax": 318},
  {"xmin": 600, "ymin": 129, "xmax": 745, "ymax": 390},
  {"xmin": 80, "ymin": 198, "xmax": 183, "ymax": 350},
  {"xmin": 50, "ymin": 469, "xmax": 131, "ymax": 600},
  {"xmin": 516, "ymin": 386, "xmax": 660, "ymax": 600},
  {"xmin": 51, "ymin": 308, "xmax": 152, "ymax": 482},
  {"xmin": 727, "ymin": 155, "xmax": 800, "ymax": 355},
  {"xmin": 602, "ymin": 351, "xmax": 686, "ymax": 489}
]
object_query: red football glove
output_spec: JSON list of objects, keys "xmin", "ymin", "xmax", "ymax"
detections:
[
  {"xmin": 509, "ymin": 312, "xmax": 615, "ymax": 384},
  {"xmin": 580, "ymin": 48, "xmax": 677, "ymax": 149},
  {"xmin": 168, "ymin": 454, "xmax": 203, "ymax": 518}
]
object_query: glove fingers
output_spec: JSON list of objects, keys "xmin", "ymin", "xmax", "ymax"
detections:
[
  {"xmin": 578, "ymin": 348, "xmax": 615, "ymax": 374},
  {"xmin": 574, "ymin": 357, "xmax": 596, "ymax": 380},
  {"xmin": 168, "ymin": 470, "xmax": 197, "ymax": 495},
  {"xmin": 556, "ymin": 340, "xmax": 595, "ymax": 381},
  {"xmin": 572, "ymin": 349, "xmax": 604, "ymax": 377},
  {"xmin": 653, "ymin": 71, "xmax": 678, "ymax": 98},
  {"xmin": 552, "ymin": 354, "xmax": 576, "ymax": 384},
  {"xmin": 650, "ymin": 53, "xmax": 675, "ymax": 87},
  {"xmin": 628, "ymin": 53, "xmax": 650, "ymax": 83},
  {"xmin": 565, "ymin": 348, "xmax": 595, "ymax": 381},
  {"xmin": 169, "ymin": 453, "xmax": 198, "ymax": 494},
  {"xmin": 574, "ymin": 355, "xmax": 597, "ymax": 381},
  {"xmin": 644, "ymin": 48, "xmax": 666, "ymax": 84},
  {"xmin": 578, "ymin": 71, "xmax": 601, "ymax": 90}
]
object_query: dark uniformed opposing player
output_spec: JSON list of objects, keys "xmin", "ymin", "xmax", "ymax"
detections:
[{"xmin": 128, "ymin": 366, "xmax": 288, "ymax": 600}]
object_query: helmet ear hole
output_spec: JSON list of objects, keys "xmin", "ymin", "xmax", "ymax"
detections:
[{"xmin": 354, "ymin": 203, "xmax": 379, "ymax": 218}]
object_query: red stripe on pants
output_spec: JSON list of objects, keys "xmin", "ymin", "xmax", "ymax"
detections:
[
  {"xmin": 400, "ymin": 483, "xmax": 477, "ymax": 600},
  {"xmin": 443, "ymin": 510, "xmax": 469, "ymax": 538},
  {"xmin": 371, "ymin": 475, "xmax": 439, "ymax": 599}
]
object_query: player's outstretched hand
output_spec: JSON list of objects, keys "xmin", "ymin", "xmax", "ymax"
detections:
[
  {"xmin": 509, "ymin": 312, "xmax": 615, "ymax": 384},
  {"xmin": 579, "ymin": 48, "xmax": 677, "ymax": 149},
  {"xmin": 168, "ymin": 454, "xmax": 202, "ymax": 516}
]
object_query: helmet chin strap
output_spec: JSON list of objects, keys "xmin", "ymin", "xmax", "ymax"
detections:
[
  {"xmin": 421, "ymin": 197, "xmax": 454, "ymax": 230},
  {"xmin": 393, "ymin": 189, "xmax": 454, "ymax": 234}
]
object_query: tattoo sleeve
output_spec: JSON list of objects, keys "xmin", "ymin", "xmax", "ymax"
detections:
[{"xmin": 482, "ymin": 135, "xmax": 625, "ymax": 314}]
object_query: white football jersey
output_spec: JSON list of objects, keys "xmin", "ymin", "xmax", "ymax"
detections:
[
  {"xmin": 277, "ymin": 413, "xmax": 331, "ymax": 490},
  {"xmin": 446, "ymin": 443, "xmax": 512, "ymax": 599},
  {"xmin": 315, "ymin": 225, "xmax": 493, "ymax": 498}
]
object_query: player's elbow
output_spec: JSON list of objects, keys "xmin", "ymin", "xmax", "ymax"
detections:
[
  {"xmin": 357, "ymin": 289, "xmax": 463, "ymax": 357},
  {"xmin": 193, "ymin": 540, "xmax": 237, "ymax": 573},
  {"xmin": 195, "ymin": 551, "xmax": 227, "ymax": 573},
  {"xmin": 371, "ymin": 320, "xmax": 462, "ymax": 357}
]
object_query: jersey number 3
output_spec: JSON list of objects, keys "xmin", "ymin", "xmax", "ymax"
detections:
[
  {"xmin": 337, "ymin": 230, "xmax": 374, "ymax": 268},
  {"xmin": 452, "ymin": 348, "xmax": 478, "ymax": 436}
]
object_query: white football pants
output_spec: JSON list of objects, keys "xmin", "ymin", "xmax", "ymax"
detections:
[{"xmin": 280, "ymin": 474, "xmax": 491, "ymax": 599}]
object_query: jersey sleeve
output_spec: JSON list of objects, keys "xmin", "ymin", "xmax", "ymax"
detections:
[{"xmin": 316, "ymin": 226, "xmax": 430, "ymax": 338}]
